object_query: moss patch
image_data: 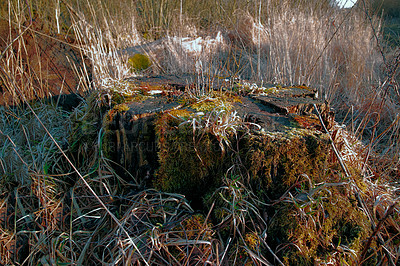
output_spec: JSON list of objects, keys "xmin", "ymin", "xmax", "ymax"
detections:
[
  {"xmin": 128, "ymin": 53, "xmax": 152, "ymax": 72},
  {"xmin": 243, "ymin": 130, "xmax": 331, "ymax": 200},
  {"xmin": 268, "ymin": 187, "xmax": 371, "ymax": 264},
  {"xmin": 154, "ymin": 110, "xmax": 228, "ymax": 205}
]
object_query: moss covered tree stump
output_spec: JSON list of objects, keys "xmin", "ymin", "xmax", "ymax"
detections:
[{"xmin": 101, "ymin": 76, "xmax": 373, "ymax": 263}]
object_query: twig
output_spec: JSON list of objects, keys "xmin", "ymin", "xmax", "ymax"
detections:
[
  {"xmin": 0, "ymin": 24, "xmax": 32, "ymax": 61},
  {"xmin": 358, "ymin": 202, "xmax": 397, "ymax": 265},
  {"xmin": 360, "ymin": 0, "xmax": 387, "ymax": 66}
]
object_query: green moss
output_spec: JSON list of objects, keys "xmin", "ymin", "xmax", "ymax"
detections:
[
  {"xmin": 191, "ymin": 99, "xmax": 219, "ymax": 112},
  {"xmin": 245, "ymin": 231, "xmax": 260, "ymax": 250},
  {"xmin": 241, "ymin": 128, "xmax": 374, "ymax": 263},
  {"xmin": 128, "ymin": 53, "xmax": 152, "ymax": 72},
  {"xmin": 243, "ymin": 131, "xmax": 331, "ymax": 200},
  {"xmin": 268, "ymin": 187, "xmax": 372, "ymax": 264},
  {"xmin": 188, "ymin": 91, "xmax": 241, "ymax": 112},
  {"xmin": 113, "ymin": 103, "xmax": 129, "ymax": 112},
  {"xmin": 154, "ymin": 110, "xmax": 229, "ymax": 204},
  {"xmin": 155, "ymin": 123, "xmax": 221, "ymax": 199},
  {"xmin": 175, "ymin": 214, "xmax": 214, "ymax": 239},
  {"xmin": 235, "ymin": 127, "xmax": 375, "ymax": 263},
  {"xmin": 109, "ymin": 86, "xmax": 149, "ymax": 105}
]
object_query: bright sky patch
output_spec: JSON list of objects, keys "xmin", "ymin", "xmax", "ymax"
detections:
[{"xmin": 336, "ymin": 0, "xmax": 356, "ymax": 8}]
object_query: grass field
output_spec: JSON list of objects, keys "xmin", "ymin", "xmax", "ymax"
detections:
[{"xmin": 0, "ymin": 0, "xmax": 399, "ymax": 264}]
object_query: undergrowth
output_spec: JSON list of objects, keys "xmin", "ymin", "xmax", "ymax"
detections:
[{"xmin": 0, "ymin": 0, "xmax": 399, "ymax": 265}]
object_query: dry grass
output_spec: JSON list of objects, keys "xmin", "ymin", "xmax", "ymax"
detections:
[{"xmin": 0, "ymin": 0, "xmax": 399, "ymax": 264}]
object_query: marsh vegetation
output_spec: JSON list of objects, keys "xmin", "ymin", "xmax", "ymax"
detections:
[{"xmin": 0, "ymin": 0, "xmax": 399, "ymax": 264}]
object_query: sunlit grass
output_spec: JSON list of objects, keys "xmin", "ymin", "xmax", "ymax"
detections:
[{"xmin": 0, "ymin": 0, "xmax": 399, "ymax": 264}]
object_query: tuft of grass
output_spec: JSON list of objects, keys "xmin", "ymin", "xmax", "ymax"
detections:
[{"xmin": 0, "ymin": 0, "xmax": 399, "ymax": 265}]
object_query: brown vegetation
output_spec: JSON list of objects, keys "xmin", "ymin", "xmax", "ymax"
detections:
[{"xmin": 0, "ymin": 0, "xmax": 399, "ymax": 265}]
